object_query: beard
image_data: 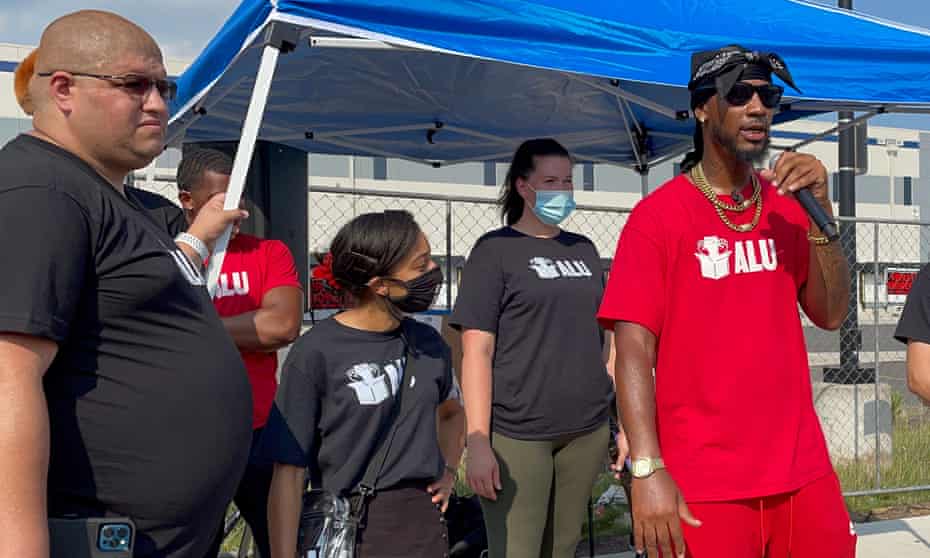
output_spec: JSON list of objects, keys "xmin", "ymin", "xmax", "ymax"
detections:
[{"xmin": 712, "ymin": 124, "xmax": 770, "ymax": 166}]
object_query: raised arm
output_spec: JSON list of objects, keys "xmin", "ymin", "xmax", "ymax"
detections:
[{"xmin": 763, "ymin": 152, "xmax": 849, "ymax": 330}]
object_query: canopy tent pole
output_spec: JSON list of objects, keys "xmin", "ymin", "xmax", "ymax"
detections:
[
  {"xmin": 205, "ymin": 24, "xmax": 296, "ymax": 296},
  {"xmin": 640, "ymin": 171, "xmax": 649, "ymax": 198},
  {"xmin": 779, "ymin": 110, "xmax": 881, "ymax": 152},
  {"xmin": 573, "ymin": 75, "xmax": 687, "ymax": 120}
]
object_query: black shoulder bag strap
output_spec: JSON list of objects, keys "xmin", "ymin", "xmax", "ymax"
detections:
[{"xmin": 350, "ymin": 319, "xmax": 420, "ymax": 519}]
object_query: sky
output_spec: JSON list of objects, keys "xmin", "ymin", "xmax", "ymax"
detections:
[{"xmin": 0, "ymin": 0, "xmax": 927, "ymax": 127}]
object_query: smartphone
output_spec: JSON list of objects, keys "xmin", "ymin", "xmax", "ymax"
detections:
[{"xmin": 49, "ymin": 517, "xmax": 134, "ymax": 558}]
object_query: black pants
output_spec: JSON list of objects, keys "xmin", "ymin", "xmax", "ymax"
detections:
[
  {"xmin": 356, "ymin": 482, "xmax": 448, "ymax": 558},
  {"xmin": 205, "ymin": 429, "xmax": 272, "ymax": 558}
]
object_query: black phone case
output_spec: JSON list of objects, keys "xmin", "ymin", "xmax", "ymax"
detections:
[{"xmin": 49, "ymin": 517, "xmax": 134, "ymax": 558}]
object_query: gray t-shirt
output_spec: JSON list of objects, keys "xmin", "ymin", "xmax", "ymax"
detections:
[
  {"xmin": 260, "ymin": 317, "xmax": 454, "ymax": 494},
  {"xmin": 449, "ymin": 227, "xmax": 612, "ymax": 440}
]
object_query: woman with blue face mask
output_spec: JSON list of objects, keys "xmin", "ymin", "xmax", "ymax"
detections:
[{"xmin": 449, "ymin": 139, "xmax": 624, "ymax": 558}]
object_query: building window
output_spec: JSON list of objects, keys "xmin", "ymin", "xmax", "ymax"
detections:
[
  {"xmin": 904, "ymin": 176, "xmax": 913, "ymax": 206},
  {"xmin": 373, "ymin": 157, "xmax": 387, "ymax": 180},
  {"xmin": 484, "ymin": 161, "xmax": 496, "ymax": 186},
  {"xmin": 583, "ymin": 162, "xmax": 594, "ymax": 191}
]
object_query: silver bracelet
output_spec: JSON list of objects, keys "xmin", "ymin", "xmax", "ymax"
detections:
[{"xmin": 175, "ymin": 232, "xmax": 210, "ymax": 263}]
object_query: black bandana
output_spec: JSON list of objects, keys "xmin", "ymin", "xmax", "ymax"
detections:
[{"xmin": 688, "ymin": 45, "xmax": 800, "ymax": 107}]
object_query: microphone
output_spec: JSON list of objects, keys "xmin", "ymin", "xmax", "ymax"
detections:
[{"xmin": 768, "ymin": 153, "xmax": 839, "ymax": 241}]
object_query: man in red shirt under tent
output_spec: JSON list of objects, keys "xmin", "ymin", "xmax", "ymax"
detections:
[
  {"xmin": 598, "ymin": 45, "xmax": 856, "ymax": 558},
  {"xmin": 176, "ymin": 148, "xmax": 304, "ymax": 558}
]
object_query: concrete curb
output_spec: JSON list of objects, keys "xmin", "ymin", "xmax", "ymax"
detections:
[{"xmin": 588, "ymin": 515, "xmax": 930, "ymax": 558}]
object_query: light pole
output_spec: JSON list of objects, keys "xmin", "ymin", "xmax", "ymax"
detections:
[
  {"xmin": 832, "ymin": 0, "xmax": 873, "ymax": 384},
  {"xmin": 885, "ymin": 139, "xmax": 899, "ymax": 218}
]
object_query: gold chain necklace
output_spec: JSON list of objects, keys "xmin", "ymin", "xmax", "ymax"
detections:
[{"xmin": 690, "ymin": 162, "xmax": 763, "ymax": 233}]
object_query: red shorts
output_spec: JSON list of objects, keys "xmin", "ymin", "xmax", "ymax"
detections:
[{"xmin": 675, "ymin": 473, "xmax": 857, "ymax": 558}]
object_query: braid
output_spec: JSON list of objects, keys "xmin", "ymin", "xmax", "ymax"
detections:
[
  {"xmin": 681, "ymin": 87, "xmax": 715, "ymax": 174},
  {"xmin": 679, "ymin": 124, "xmax": 704, "ymax": 174}
]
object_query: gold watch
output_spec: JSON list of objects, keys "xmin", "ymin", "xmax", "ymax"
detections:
[{"xmin": 630, "ymin": 457, "xmax": 665, "ymax": 479}]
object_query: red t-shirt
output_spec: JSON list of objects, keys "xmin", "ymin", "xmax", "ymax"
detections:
[
  {"xmin": 598, "ymin": 174, "xmax": 833, "ymax": 502},
  {"xmin": 213, "ymin": 234, "xmax": 301, "ymax": 430}
]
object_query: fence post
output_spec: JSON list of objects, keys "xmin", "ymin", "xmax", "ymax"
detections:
[
  {"xmin": 446, "ymin": 199, "xmax": 453, "ymax": 310},
  {"xmin": 873, "ymin": 221, "xmax": 881, "ymax": 491}
]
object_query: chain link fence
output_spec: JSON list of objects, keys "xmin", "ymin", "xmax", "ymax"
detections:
[{"xmin": 309, "ymin": 186, "xmax": 930, "ymax": 499}]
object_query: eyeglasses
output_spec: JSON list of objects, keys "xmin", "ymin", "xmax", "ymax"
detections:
[
  {"xmin": 36, "ymin": 71, "xmax": 177, "ymax": 102},
  {"xmin": 699, "ymin": 83, "xmax": 784, "ymax": 109}
]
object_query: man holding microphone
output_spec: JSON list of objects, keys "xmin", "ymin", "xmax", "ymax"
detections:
[{"xmin": 598, "ymin": 45, "xmax": 856, "ymax": 558}]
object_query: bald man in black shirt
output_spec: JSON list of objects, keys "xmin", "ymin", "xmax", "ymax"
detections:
[{"xmin": 0, "ymin": 10, "xmax": 253, "ymax": 558}]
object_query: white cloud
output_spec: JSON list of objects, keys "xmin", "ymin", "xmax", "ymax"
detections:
[{"xmin": 0, "ymin": 0, "xmax": 239, "ymax": 59}]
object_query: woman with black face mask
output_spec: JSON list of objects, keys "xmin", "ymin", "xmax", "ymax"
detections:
[{"xmin": 262, "ymin": 210, "xmax": 465, "ymax": 558}]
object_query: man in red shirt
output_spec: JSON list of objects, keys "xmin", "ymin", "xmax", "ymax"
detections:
[
  {"xmin": 177, "ymin": 148, "xmax": 303, "ymax": 558},
  {"xmin": 598, "ymin": 46, "xmax": 855, "ymax": 558}
]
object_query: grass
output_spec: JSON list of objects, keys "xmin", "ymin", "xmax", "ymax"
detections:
[
  {"xmin": 220, "ymin": 505, "xmax": 252, "ymax": 556},
  {"xmin": 836, "ymin": 402, "xmax": 930, "ymax": 516},
  {"xmin": 583, "ymin": 474, "xmax": 632, "ymax": 541}
]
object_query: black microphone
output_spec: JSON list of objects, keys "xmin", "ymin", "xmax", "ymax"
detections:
[{"xmin": 768, "ymin": 153, "xmax": 839, "ymax": 241}]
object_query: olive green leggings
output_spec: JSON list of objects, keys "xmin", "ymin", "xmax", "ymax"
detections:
[{"xmin": 480, "ymin": 423, "xmax": 609, "ymax": 558}]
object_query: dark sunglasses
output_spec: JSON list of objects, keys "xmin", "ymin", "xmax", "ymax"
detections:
[
  {"xmin": 37, "ymin": 71, "xmax": 178, "ymax": 101},
  {"xmin": 722, "ymin": 82, "xmax": 784, "ymax": 109},
  {"xmin": 697, "ymin": 82, "xmax": 784, "ymax": 109}
]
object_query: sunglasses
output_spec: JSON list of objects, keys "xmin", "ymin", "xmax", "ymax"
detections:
[
  {"xmin": 37, "ymin": 71, "xmax": 177, "ymax": 102},
  {"xmin": 699, "ymin": 82, "xmax": 784, "ymax": 109}
]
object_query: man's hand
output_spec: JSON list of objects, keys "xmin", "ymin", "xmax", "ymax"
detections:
[
  {"xmin": 186, "ymin": 192, "xmax": 249, "ymax": 252},
  {"xmin": 632, "ymin": 470, "xmax": 701, "ymax": 558},
  {"xmin": 428, "ymin": 470, "xmax": 456, "ymax": 513},
  {"xmin": 465, "ymin": 434, "xmax": 501, "ymax": 501},
  {"xmin": 760, "ymin": 151, "xmax": 833, "ymax": 224}
]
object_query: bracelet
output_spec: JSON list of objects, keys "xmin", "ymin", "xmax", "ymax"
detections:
[
  {"xmin": 175, "ymin": 232, "xmax": 210, "ymax": 262},
  {"xmin": 807, "ymin": 232, "xmax": 833, "ymax": 246}
]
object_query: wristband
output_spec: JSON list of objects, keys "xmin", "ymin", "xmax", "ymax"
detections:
[{"xmin": 175, "ymin": 232, "xmax": 210, "ymax": 262}]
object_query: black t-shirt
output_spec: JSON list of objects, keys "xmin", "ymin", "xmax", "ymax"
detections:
[
  {"xmin": 126, "ymin": 185, "xmax": 187, "ymax": 237},
  {"xmin": 261, "ymin": 317, "xmax": 453, "ymax": 494},
  {"xmin": 449, "ymin": 227, "xmax": 612, "ymax": 440},
  {"xmin": 894, "ymin": 264, "xmax": 930, "ymax": 344},
  {"xmin": 0, "ymin": 135, "xmax": 252, "ymax": 558}
]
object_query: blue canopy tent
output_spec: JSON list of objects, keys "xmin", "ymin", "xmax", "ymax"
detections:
[{"xmin": 166, "ymin": 0, "xmax": 930, "ymax": 291}]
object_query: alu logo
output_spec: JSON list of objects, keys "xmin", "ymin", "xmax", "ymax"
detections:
[
  {"xmin": 695, "ymin": 236, "xmax": 778, "ymax": 280},
  {"xmin": 528, "ymin": 257, "xmax": 593, "ymax": 279},
  {"xmin": 215, "ymin": 271, "xmax": 250, "ymax": 299},
  {"xmin": 345, "ymin": 358, "xmax": 405, "ymax": 406}
]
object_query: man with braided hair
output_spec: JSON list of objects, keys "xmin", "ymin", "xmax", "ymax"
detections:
[{"xmin": 598, "ymin": 45, "xmax": 855, "ymax": 558}]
